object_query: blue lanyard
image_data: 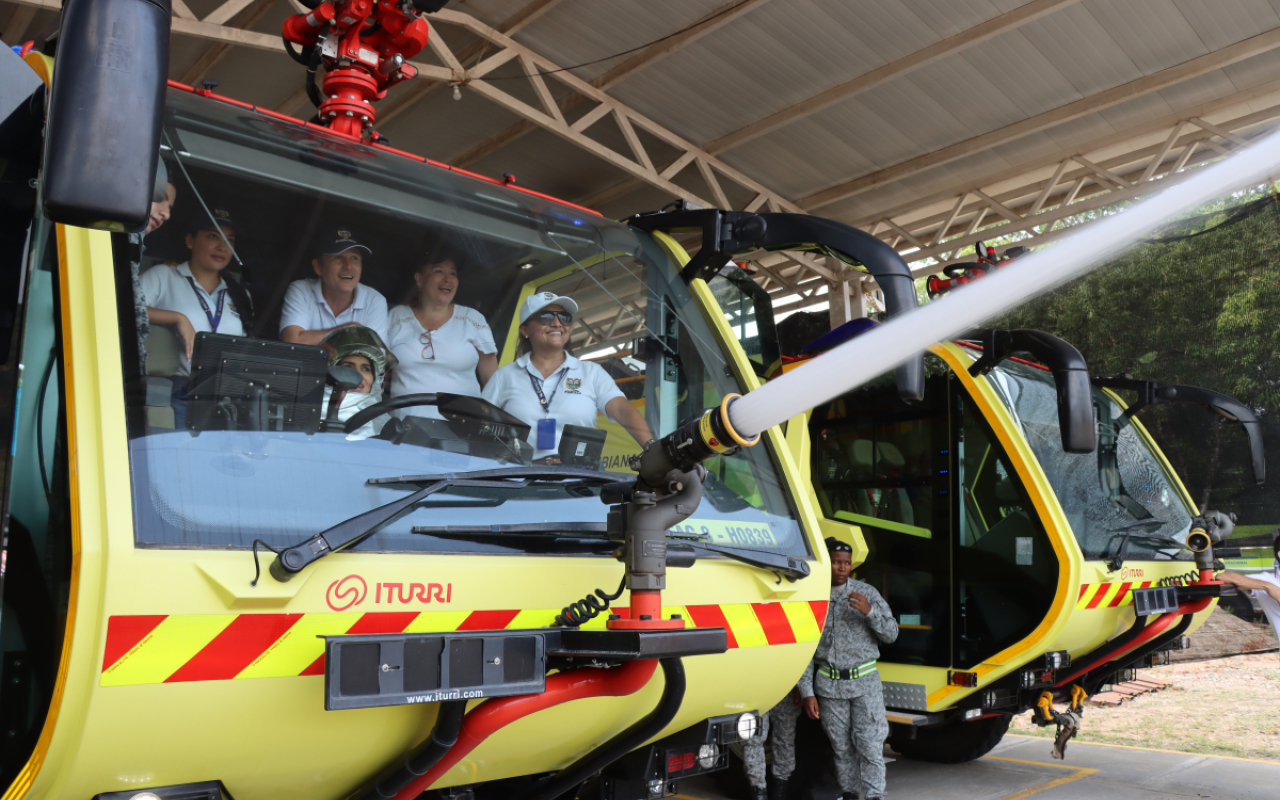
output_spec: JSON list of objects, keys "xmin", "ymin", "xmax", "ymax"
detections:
[
  {"xmin": 184, "ymin": 275, "xmax": 226, "ymax": 332},
  {"xmin": 529, "ymin": 367, "xmax": 569, "ymax": 417}
]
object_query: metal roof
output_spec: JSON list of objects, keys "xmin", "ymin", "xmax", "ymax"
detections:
[{"xmin": 6, "ymin": 0, "xmax": 1280, "ymax": 312}]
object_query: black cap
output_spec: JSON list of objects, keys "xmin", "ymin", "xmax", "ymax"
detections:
[
  {"xmin": 188, "ymin": 207, "xmax": 241, "ymax": 236},
  {"xmin": 317, "ymin": 229, "xmax": 372, "ymax": 258},
  {"xmin": 825, "ymin": 536, "xmax": 853, "ymax": 554}
]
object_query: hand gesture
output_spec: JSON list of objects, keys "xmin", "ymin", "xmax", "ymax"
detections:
[
  {"xmin": 802, "ymin": 696, "xmax": 820, "ymax": 720},
  {"xmin": 847, "ymin": 590, "xmax": 871, "ymax": 615}
]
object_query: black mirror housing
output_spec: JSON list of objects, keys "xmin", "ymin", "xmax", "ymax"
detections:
[
  {"xmin": 42, "ymin": 0, "xmax": 171, "ymax": 231},
  {"xmin": 965, "ymin": 328, "xmax": 1098, "ymax": 454}
]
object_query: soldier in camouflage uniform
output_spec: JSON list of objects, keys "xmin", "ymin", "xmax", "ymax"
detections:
[
  {"xmin": 741, "ymin": 685, "xmax": 801, "ymax": 800},
  {"xmin": 799, "ymin": 537, "xmax": 898, "ymax": 800}
]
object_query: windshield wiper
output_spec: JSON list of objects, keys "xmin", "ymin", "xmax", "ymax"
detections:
[
  {"xmin": 1105, "ymin": 520, "xmax": 1172, "ymax": 572},
  {"xmin": 411, "ymin": 522, "xmax": 810, "ymax": 581},
  {"xmin": 268, "ymin": 468, "xmax": 624, "ymax": 582}
]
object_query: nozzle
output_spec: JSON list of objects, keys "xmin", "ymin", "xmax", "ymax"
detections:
[{"xmin": 631, "ymin": 394, "xmax": 759, "ymax": 487}]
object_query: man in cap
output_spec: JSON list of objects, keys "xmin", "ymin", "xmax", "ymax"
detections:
[
  {"xmin": 280, "ymin": 230, "xmax": 388, "ymax": 345},
  {"xmin": 799, "ymin": 537, "xmax": 898, "ymax": 800}
]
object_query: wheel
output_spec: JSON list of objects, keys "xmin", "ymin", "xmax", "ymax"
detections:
[
  {"xmin": 887, "ymin": 713, "xmax": 1010, "ymax": 764},
  {"xmin": 1220, "ymin": 594, "xmax": 1255, "ymax": 622}
]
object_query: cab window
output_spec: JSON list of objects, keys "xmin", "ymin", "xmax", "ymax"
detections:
[{"xmin": 115, "ymin": 89, "xmax": 807, "ymax": 560}]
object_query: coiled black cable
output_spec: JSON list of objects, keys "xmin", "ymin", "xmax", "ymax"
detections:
[
  {"xmin": 1157, "ymin": 568, "xmax": 1201, "ymax": 588},
  {"xmin": 554, "ymin": 577, "xmax": 626, "ymax": 627}
]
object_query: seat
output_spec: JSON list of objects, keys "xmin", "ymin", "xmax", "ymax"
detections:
[{"xmin": 143, "ymin": 326, "xmax": 180, "ymax": 429}]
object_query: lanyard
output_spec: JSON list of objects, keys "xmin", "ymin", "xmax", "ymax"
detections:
[
  {"xmin": 184, "ymin": 275, "xmax": 226, "ymax": 333},
  {"xmin": 529, "ymin": 367, "xmax": 569, "ymax": 418}
]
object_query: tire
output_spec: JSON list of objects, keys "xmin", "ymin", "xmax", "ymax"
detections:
[
  {"xmin": 1220, "ymin": 594, "xmax": 1255, "ymax": 622},
  {"xmin": 887, "ymin": 713, "xmax": 1011, "ymax": 764}
]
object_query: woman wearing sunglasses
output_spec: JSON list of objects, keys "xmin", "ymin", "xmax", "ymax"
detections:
[
  {"xmin": 384, "ymin": 254, "xmax": 498, "ymax": 419},
  {"xmin": 483, "ymin": 292, "xmax": 652, "ymax": 463}
]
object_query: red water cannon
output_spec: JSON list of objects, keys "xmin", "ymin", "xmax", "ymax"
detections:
[
  {"xmin": 282, "ymin": 0, "xmax": 446, "ymax": 138},
  {"xmin": 926, "ymin": 240, "xmax": 1030, "ymax": 300}
]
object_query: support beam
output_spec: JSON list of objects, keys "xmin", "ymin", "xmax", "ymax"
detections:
[
  {"xmin": 800, "ymin": 24, "xmax": 1280, "ymax": 210},
  {"xmin": 703, "ymin": 0, "xmax": 1082, "ymax": 156},
  {"xmin": 1, "ymin": 5, "xmax": 36, "ymax": 43},
  {"xmin": 378, "ymin": 0, "xmax": 563, "ymax": 130},
  {"xmin": 448, "ymin": 0, "xmax": 775, "ymax": 169},
  {"xmin": 178, "ymin": 0, "xmax": 275, "ymax": 87}
]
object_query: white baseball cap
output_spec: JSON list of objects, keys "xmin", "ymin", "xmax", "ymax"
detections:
[{"xmin": 520, "ymin": 291, "xmax": 579, "ymax": 323}]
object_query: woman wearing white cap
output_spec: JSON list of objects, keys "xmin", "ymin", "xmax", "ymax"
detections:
[
  {"xmin": 482, "ymin": 292, "xmax": 652, "ymax": 463},
  {"xmin": 385, "ymin": 254, "xmax": 498, "ymax": 419}
]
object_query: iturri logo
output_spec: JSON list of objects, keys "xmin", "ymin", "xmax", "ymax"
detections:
[{"xmin": 326, "ymin": 574, "xmax": 368, "ymax": 611}]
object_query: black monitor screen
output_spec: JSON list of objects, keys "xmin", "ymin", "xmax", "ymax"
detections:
[{"xmin": 187, "ymin": 333, "xmax": 328, "ymax": 433}]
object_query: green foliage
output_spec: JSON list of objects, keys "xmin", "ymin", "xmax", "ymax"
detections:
[{"xmin": 993, "ymin": 197, "xmax": 1280, "ymax": 522}]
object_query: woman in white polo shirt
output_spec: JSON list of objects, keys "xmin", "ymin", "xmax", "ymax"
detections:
[
  {"xmin": 141, "ymin": 208, "xmax": 253, "ymax": 428},
  {"xmin": 385, "ymin": 255, "xmax": 498, "ymax": 419},
  {"xmin": 482, "ymin": 292, "xmax": 653, "ymax": 463}
]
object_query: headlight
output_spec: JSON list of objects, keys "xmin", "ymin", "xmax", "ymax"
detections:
[
  {"xmin": 736, "ymin": 712, "xmax": 758, "ymax": 740},
  {"xmin": 698, "ymin": 743, "xmax": 719, "ymax": 769}
]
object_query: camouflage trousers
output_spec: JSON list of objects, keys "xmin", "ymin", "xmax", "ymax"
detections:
[
  {"xmin": 818, "ymin": 678, "xmax": 890, "ymax": 799},
  {"xmin": 742, "ymin": 693, "xmax": 802, "ymax": 789}
]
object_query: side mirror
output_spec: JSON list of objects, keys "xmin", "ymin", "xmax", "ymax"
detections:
[
  {"xmin": 42, "ymin": 0, "xmax": 171, "ymax": 230},
  {"xmin": 1092, "ymin": 376, "xmax": 1265, "ymax": 485},
  {"xmin": 964, "ymin": 329, "xmax": 1097, "ymax": 454}
]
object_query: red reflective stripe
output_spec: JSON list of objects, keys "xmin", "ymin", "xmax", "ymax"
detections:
[
  {"xmin": 808, "ymin": 600, "xmax": 830, "ymax": 631},
  {"xmin": 102, "ymin": 615, "xmax": 168, "ymax": 672},
  {"xmin": 299, "ymin": 611, "xmax": 421, "ymax": 676},
  {"xmin": 1110, "ymin": 583, "xmax": 1133, "ymax": 607},
  {"xmin": 1078, "ymin": 585, "xmax": 1091, "ymax": 601},
  {"xmin": 686, "ymin": 605, "xmax": 738, "ymax": 649},
  {"xmin": 165, "ymin": 614, "xmax": 302, "ymax": 683},
  {"xmin": 457, "ymin": 609, "xmax": 520, "ymax": 631},
  {"xmin": 751, "ymin": 603, "xmax": 797, "ymax": 646},
  {"xmin": 1085, "ymin": 585, "xmax": 1109, "ymax": 610}
]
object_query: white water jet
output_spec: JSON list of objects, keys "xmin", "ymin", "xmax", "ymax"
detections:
[{"xmin": 730, "ymin": 124, "xmax": 1280, "ymax": 438}]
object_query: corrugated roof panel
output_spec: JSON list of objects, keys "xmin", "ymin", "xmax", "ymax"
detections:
[
  {"xmin": 720, "ymin": 110, "xmax": 887, "ymax": 198},
  {"xmin": 854, "ymin": 79, "xmax": 974, "ymax": 154},
  {"xmin": 513, "ymin": 0, "xmax": 726, "ymax": 86},
  {"xmin": 1019, "ymin": 3, "xmax": 1142, "ymax": 95},
  {"xmin": 1222, "ymin": 48, "xmax": 1280, "ymax": 90},
  {"xmin": 897, "ymin": 0, "xmax": 1010, "ymax": 40},
  {"xmin": 903, "ymin": 54, "xmax": 1028, "ymax": 133},
  {"xmin": 1083, "ymin": 0, "xmax": 1206, "ymax": 74},
  {"xmin": 1157, "ymin": 68, "xmax": 1242, "ymax": 109},
  {"xmin": 1173, "ymin": 0, "xmax": 1280, "ymax": 51},
  {"xmin": 1096, "ymin": 92, "xmax": 1177, "ymax": 131},
  {"xmin": 958, "ymin": 31, "xmax": 1083, "ymax": 118},
  {"xmin": 986, "ymin": 130, "xmax": 1076, "ymax": 166},
  {"xmin": 606, "ymin": 1, "xmax": 902, "ymax": 145},
  {"xmin": 1041, "ymin": 113, "xmax": 1119, "ymax": 150}
]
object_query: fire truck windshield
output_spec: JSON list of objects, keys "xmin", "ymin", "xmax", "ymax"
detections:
[
  {"xmin": 985, "ymin": 358, "xmax": 1195, "ymax": 562},
  {"xmin": 113, "ymin": 88, "xmax": 806, "ymax": 559}
]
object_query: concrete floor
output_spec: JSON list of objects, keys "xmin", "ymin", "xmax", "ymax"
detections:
[{"xmin": 675, "ymin": 734, "xmax": 1280, "ymax": 800}]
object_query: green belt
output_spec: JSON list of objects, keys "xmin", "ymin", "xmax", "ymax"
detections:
[{"xmin": 817, "ymin": 661, "xmax": 877, "ymax": 680}]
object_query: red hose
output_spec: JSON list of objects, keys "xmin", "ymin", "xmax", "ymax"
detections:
[
  {"xmin": 390, "ymin": 659, "xmax": 659, "ymax": 800},
  {"xmin": 1054, "ymin": 597, "xmax": 1211, "ymax": 687}
]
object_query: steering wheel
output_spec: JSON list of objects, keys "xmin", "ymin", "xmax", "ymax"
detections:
[{"xmin": 343, "ymin": 393, "xmax": 437, "ymax": 434}]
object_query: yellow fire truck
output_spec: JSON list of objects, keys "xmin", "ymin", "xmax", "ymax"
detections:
[{"xmin": 0, "ymin": 1, "xmax": 1251, "ymax": 799}]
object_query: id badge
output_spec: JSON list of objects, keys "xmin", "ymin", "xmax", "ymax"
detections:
[{"xmin": 537, "ymin": 418, "xmax": 557, "ymax": 450}]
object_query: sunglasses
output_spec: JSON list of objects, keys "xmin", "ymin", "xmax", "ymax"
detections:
[
  {"xmin": 532, "ymin": 311, "xmax": 573, "ymax": 326},
  {"xmin": 419, "ymin": 331, "xmax": 435, "ymax": 360}
]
